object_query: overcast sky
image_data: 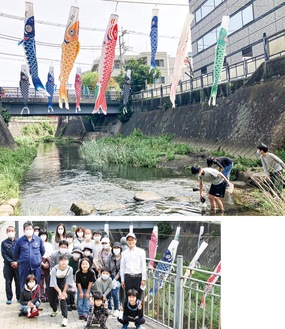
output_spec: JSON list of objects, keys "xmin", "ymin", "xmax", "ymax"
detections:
[{"xmin": 0, "ymin": 0, "xmax": 189, "ymax": 87}]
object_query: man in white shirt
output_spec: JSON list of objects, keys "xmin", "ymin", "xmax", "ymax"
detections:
[{"xmin": 120, "ymin": 233, "xmax": 146, "ymax": 300}]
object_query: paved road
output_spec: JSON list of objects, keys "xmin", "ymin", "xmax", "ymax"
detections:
[{"xmin": 0, "ymin": 221, "xmax": 165, "ymax": 329}]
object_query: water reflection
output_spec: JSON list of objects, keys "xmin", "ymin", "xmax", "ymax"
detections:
[{"xmin": 20, "ymin": 143, "xmax": 258, "ymax": 216}]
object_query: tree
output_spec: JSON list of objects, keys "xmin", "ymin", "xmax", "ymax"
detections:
[
  {"xmin": 81, "ymin": 71, "xmax": 120, "ymax": 91},
  {"xmin": 115, "ymin": 58, "xmax": 161, "ymax": 93}
]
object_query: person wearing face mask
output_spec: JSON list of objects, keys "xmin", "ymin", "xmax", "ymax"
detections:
[
  {"xmin": 82, "ymin": 246, "xmax": 94, "ymax": 265},
  {"xmin": 38, "ymin": 230, "xmax": 53, "ymax": 302},
  {"xmin": 106, "ymin": 242, "xmax": 122, "ymax": 317},
  {"xmin": 19, "ymin": 274, "xmax": 41, "ymax": 318},
  {"xmin": 67, "ymin": 248, "xmax": 83, "ymax": 312},
  {"xmin": 50, "ymin": 240, "xmax": 72, "ymax": 269},
  {"xmin": 96, "ymin": 237, "xmax": 112, "ymax": 275},
  {"xmin": 81, "ymin": 228, "xmax": 94, "ymax": 249},
  {"xmin": 91, "ymin": 267, "xmax": 112, "ymax": 308},
  {"xmin": 33, "ymin": 226, "xmax": 41, "ymax": 237},
  {"xmin": 14, "ymin": 221, "xmax": 45, "ymax": 290},
  {"xmin": 66, "ymin": 232, "xmax": 75, "ymax": 252},
  {"xmin": 51, "ymin": 223, "xmax": 67, "ymax": 251},
  {"xmin": 92, "ymin": 231, "xmax": 103, "ymax": 277},
  {"xmin": 1, "ymin": 225, "xmax": 20, "ymax": 304},
  {"xmin": 73, "ymin": 226, "xmax": 86, "ymax": 250},
  {"xmin": 191, "ymin": 165, "xmax": 232, "ymax": 213}
]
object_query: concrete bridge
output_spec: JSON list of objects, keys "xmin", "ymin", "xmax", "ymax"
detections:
[{"xmin": 1, "ymin": 87, "xmax": 121, "ymax": 116}]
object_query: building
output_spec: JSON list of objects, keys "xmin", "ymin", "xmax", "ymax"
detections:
[
  {"xmin": 91, "ymin": 51, "xmax": 190, "ymax": 89},
  {"xmin": 189, "ymin": 0, "xmax": 285, "ymax": 76}
]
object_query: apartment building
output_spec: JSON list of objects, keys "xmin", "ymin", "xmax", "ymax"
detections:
[{"xmin": 189, "ymin": 0, "xmax": 285, "ymax": 76}]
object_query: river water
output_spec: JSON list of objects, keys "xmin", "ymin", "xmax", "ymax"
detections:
[{"xmin": 20, "ymin": 143, "xmax": 255, "ymax": 216}]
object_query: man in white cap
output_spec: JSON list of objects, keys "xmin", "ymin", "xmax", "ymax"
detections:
[{"xmin": 120, "ymin": 233, "xmax": 146, "ymax": 300}]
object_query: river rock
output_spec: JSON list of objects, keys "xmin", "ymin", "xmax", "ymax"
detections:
[
  {"xmin": 0, "ymin": 204, "xmax": 14, "ymax": 216},
  {"xmin": 47, "ymin": 208, "xmax": 66, "ymax": 216},
  {"xmin": 70, "ymin": 201, "xmax": 95, "ymax": 216},
  {"xmin": 7, "ymin": 198, "xmax": 19, "ymax": 208},
  {"xmin": 95, "ymin": 202, "xmax": 126, "ymax": 214},
  {"xmin": 232, "ymin": 181, "xmax": 247, "ymax": 188},
  {"xmin": 134, "ymin": 191, "xmax": 163, "ymax": 202}
]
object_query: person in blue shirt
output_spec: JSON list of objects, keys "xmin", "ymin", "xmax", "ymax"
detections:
[
  {"xmin": 13, "ymin": 221, "xmax": 45, "ymax": 290},
  {"xmin": 1, "ymin": 225, "xmax": 20, "ymax": 304}
]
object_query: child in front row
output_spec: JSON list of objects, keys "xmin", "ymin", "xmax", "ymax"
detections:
[
  {"xmin": 117, "ymin": 288, "xmax": 145, "ymax": 329},
  {"xmin": 19, "ymin": 274, "xmax": 41, "ymax": 318},
  {"xmin": 84, "ymin": 292, "xmax": 109, "ymax": 329}
]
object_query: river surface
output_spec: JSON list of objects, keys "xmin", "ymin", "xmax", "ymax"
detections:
[{"xmin": 20, "ymin": 143, "xmax": 257, "ymax": 216}]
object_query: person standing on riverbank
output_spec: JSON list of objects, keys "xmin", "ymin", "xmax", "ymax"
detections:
[
  {"xmin": 14, "ymin": 221, "xmax": 45, "ymax": 289},
  {"xmin": 191, "ymin": 166, "xmax": 232, "ymax": 212},
  {"xmin": 257, "ymin": 143, "xmax": 285, "ymax": 198},
  {"xmin": 1, "ymin": 225, "xmax": 20, "ymax": 304},
  {"xmin": 207, "ymin": 156, "xmax": 234, "ymax": 180},
  {"xmin": 120, "ymin": 233, "xmax": 146, "ymax": 301}
]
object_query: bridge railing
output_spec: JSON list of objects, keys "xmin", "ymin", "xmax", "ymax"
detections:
[
  {"xmin": 1, "ymin": 87, "xmax": 122, "ymax": 103},
  {"xmin": 145, "ymin": 256, "xmax": 221, "ymax": 329},
  {"xmin": 132, "ymin": 30, "xmax": 285, "ymax": 102}
]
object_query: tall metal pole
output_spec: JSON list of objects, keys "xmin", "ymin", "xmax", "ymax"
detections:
[{"xmin": 174, "ymin": 255, "xmax": 183, "ymax": 329}]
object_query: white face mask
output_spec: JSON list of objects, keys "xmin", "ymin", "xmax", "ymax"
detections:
[
  {"xmin": 40, "ymin": 235, "xmax": 47, "ymax": 242},
  {"xmin": 93, "ymin": 236, "xmax": 100, "ymax": 242},
  {"xmin": 85, "ymin": 234, "xmax": 91, "ymax": 240},
  {"xmin": 84, "ymin": 251, "xmax": 91, "ymax": 256},
  {"xmin": 7, "ymin": 232, "xmax": 15, "ymax": 239},
  {"xmin": 59, "ymin": 248, "xmax": 68, "ymax": 255},
  {"xmin": 34, "ymin": 232, "xmax": 39, "ymax": 236},
  {"xmin": 256, "ymin": 149, "xmax": 261, "ymax": 155},
  {"xmin": 77, "ymin": 232, "xmax": 84, "ymax": 238},
  {"xmin": 102, "ymin": 243, "xmax": 110, "ymax": 250},
  {"xmin": 101, "ymin": 274, "xmax": 109, "ymax": 281},
  {"xmin": 25, "ymin": 229, "xmax": 33, "ymax": 237},
  {"xmin": 113, "ymin": 249, "xmax": 121, "ymax": 256},
  {"xmin": 73, "ymin": 253, "xmax": 81, "ymax": 260},
  {"xmin": 66, "ymin": 238, "xmax": 73, "ymax": 244},
  {"xmin": 28, "ymin": 281, "xmax": 35, "ymax": 289},
  {"xmin": 58, "ymin": 229, "xmax": 64, "ymax": 235}
]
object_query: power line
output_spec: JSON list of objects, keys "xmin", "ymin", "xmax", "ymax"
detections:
[{"xmin": 102, "ymin": 0, "xmax": 189, "ymax": 6}]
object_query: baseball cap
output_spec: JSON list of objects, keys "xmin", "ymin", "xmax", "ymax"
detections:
[{"xmin": 126, "ymin": 233, "xmax": 136, "ymax": 240}]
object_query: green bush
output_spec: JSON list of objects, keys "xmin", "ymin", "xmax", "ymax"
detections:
[{"xmin": 157, "ymin": 222, "xmax": 172, "ymax": 239}]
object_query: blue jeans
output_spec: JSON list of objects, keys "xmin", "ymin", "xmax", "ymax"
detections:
[
  {"xmin": 222, "ymin": 163, "xmax": 233, "ymax": 180},
  {"xmin": 20, "ymin": 301, "xmax": 40, "ymax": 314},
  {"xmin": 111, "ymin": 286, "xmax": 120, "ymax": 310},
  {"xmin": 77, "ymin": 289, "xmax": 90, "ymax": 316}
]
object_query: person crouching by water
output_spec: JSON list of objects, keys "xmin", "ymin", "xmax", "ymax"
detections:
[
  {"xmin": 84, "ymin": 292, "xmax": 109, "ymax": 329},
  {"xmin": 117, "ymin": 288, "xmax": 145, "ymax": 329},
  {"xmin": 206, "ymin": 156, "xmax": 234, "ymax": 181},
  {"xmin": 19, "ymin": 274, "xmax": 40, "ymax": 318},
  {"xmin": 191, "ymin": 166, "xmax": 232, "ymax": 212},
  {"xmin": 49, "ymin": 255, "xmax": 73, "ymax": 327}
]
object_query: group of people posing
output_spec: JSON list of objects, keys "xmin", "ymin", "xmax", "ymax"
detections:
[
  {"xmin": 1, "ymin": 222, "xmax": 147, "ymax": 329},
  {"xmin": 191, "ymin": 143, "xmax": 285, "ymax": 212}
]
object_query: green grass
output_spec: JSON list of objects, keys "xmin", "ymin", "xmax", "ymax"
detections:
[
  {"xmin": 0, "ymin": 143, "xmax": 36, "ymax": 201},
  {"xmin": 80, "ymin": 129, "xmax": 194, "ymax": 167},
  {"xmin": 21, "ymin": 122, "xmax": 55, "ymax": 139}
]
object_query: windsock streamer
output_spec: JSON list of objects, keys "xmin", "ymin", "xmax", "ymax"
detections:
[
  {"xmin": 170, "ymin": 13, "xmax": 194, "ymax": 108},
  {"xmin": 74, "ymin": 67, "xmax": 82, "ymax": 113},
  {"xmin": 148, "ymin": 225, "xmax": 158, "ymax": 269},
  {"xmin": 122, "ymin": 69, "xmax": 131, "ymax": 114},
  {"xmin": 59, "ymin": 6, "xmax": 80, "ymax": 109},
  {"xmin": 46, "ymin": 66, "xmax": 55, "ymax": 112},
  {"xmin": 148, "ymin": 226, "xmax": 180, "ymax": 298},
  {"xmin": 149, "ymin": 7, "xmax": 158, "ymax": 72},
  {"xmin": 183, "ymin": 240, "xmax": 208, "ymax": 282},
  {"xmin": 208, "ymin": 16, "xmax": 229, "ymax": 106},
  {"xmin": 18, "ymin": 1, "xmax": 49, "ymax": 96},
  {"xmin": 93, "ymin": 14, "xmax": 119, "ymax": 115},
  {"xmin": 19, "ymin": 64, "xmax": 30, "ymax": 115},
  {"xmin": 200, "ymin": 261, "xmax": 221, "ymax": 308}
]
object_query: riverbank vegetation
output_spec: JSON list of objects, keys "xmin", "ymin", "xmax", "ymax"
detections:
[
  {"xmin": 0, "ymin": 142, "xmax": 37, "ymax": 202},
  {"xmin": 80, "ymin": 129, "xmax": 194, "ymax": 167}
]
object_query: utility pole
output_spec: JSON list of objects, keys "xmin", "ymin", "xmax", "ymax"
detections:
[{"xmin": 119, "ymin": 27, "xmax": 128, "ymax": 75}]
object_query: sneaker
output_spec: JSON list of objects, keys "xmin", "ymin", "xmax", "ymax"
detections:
[
  {"xmin": 6, "ymin": 300, "xmax": 12, "ymax": 305},
  {"xmin": 79, "ymin": 315, "xmax": 85, "ymax": 320},
  {"xmin": 113, "ymin": 309, "xmax": 120, "ymax": 317},
  {"xmin": 18, "ymin": 311, "xmax": 25, "ymax": 317},
  {"xmin": 62, "ymin": 318, "xmax": 68, "ymax": 327},
  {"xmin": 71, "ymin": 304, "xmax": 77, "ymax": 310},
  {"xmin": 38, "ymin": 305, "xmax": 43, "ymax": 311},
  {"xmin": 67, "ymin": 305, "xmax": 72, "ymax": 311},
  {"xmin": 100, "ymin": 324, "xmax": 108, "ymax": 329},
  {"xmin": 135, "ymin": 326, "xmax": 142, "ymax": 329},
  {"xmin": 50, "ymin": 310, "xmax": 58, "ymax": 317},
  {"xmin": 122, "ymin": 325, "xmax": 128, "ymax": 329}
]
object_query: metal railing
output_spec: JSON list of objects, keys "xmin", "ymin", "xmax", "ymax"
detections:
[
  {"xmin": 132, "ymin": 30, "xmax": 285, "ymax": 102},
  {"xmin": 145, "ymin": 256, "xmax": 221, "ymax": 329}
]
